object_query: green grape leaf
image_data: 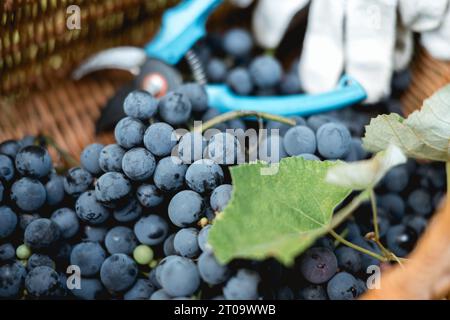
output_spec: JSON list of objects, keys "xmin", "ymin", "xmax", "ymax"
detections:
[
  {"xmin": 362, "ymin": 84, "xmax": 450, "ymax": 162},
  {"xmin": 208, "ymin": 157, "xmax": 351, "ymax": 266},
  {"xmin": 326, "ymin": 144, "xmax": 407, "ymax": 190}
]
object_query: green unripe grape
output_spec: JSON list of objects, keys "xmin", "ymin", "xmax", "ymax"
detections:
[
  {"xmin": 16, "ymin": 244, "xmax": 31, "ymax": 260},
  {"xmin": 133, "ymin": 245, "xmax": 154, "ymax": 265}
]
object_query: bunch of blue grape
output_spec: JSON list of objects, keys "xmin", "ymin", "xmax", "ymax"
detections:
[{"xmin": 0, "ymin": 27, "xmax": 446, "ymax": 301}]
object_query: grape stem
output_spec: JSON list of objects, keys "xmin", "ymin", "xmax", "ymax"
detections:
[
  {"xmin": 369, "ymin": 189, "xmax": 380, "ymax": 240},
  {"xmin": 195, "ymin": 110, "xmax": 296, "ymax": 133}
]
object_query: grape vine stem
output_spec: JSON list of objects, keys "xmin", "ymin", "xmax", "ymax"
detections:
[{"xmin": 329, "ymin": 230, "xmax": 387, "ymax": 262}]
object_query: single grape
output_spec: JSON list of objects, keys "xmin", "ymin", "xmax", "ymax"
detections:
[
  {"xmin": 327, "ymin": 272, "xmax": 361, "ymax": 300},
  {"xmin": 0, "ymin": 154, "xmax": 14, "ymax": 182},
  {"xmin": 143, "ymin": 122, "xmax": 177, "ymax": 157},
  {"xmin": 383, "ymin": 165, "xmax": 409, "ymax": 192},
  {"xmin": 386, "ymin": 224, "xmax": 418, "ymax": 257},
  {"xmin": 122, "ymin": 147, "xmax": 156, "ymax": 181},
  {"xmin": 150, "ymin": 289, "xmax": 172, "ymax": 300},
  {"xmin": 0, "ymin": 262, "xmax": 26, "ymax": 298},
  {"xmin": 136, "ymin": 184, "xmax": 164, "ymax": 208},
  {"xmin": 75, "ymin": 191, "xmax": 110, "ymax": 225},
  {"xmin": 335, "ymin": 247, "xmax": 362, "ymax": 273},
  {"xmin": 133, "ymin": 245, "xmax": 154, "ymax": 265},
  {"xmin": 198, "ymin": 225, "xmax": 212, "ymax": 252},
  {"xmin": 0, "ymin": 140, "xmax": 21, "ymax": 158},
  {"xmin": 71, "ymin": 278, "xmax": 105, "ymax": 300},
  {"xmin": 100, "ymin": 253, "xmax": 138, "ymax": 292},
  {"xmin": 279, "ymin": 72, "xmax": 302, "ymax": 95},
  {"xmin": 226, "ymin": 67, "xmax": 253, "ymax": 95},
  {"xmin": 300, "ymin": 247, "xmax": 338, "ymax": 284},
  {"xmin": 210, "ymin": 184, "xmax": 233, "ymax": 212},
  {"xmin": 24, "ymin": 218, "xmax": 60, "ymax": 249},
  {"xmin": 173, "ymin": 228, "xmax": 200, "ymax": 258},
  {"xmin": 175, "ymin": 83, "xmax": 209, "ymax": 113},
  {"xmin": 405, "ymin": 215, "xmax": 428, "ymax": 235},
  {"xmin": 134, "ymin": 215, "xmax": 168, "ymax": 245},
  {"xmin": 306, "ymin": 115, "xmax": 336, "ymax": 132},
  {"xmin": 298, "ymin": 285, "xmax": 328, "ymax": 300},
  {"xmin": 114, "ymin": 117, "xmax": 145, "ymax": 149},
  {"xmin": 124, "ymin": 279, "xmax": 156, "ymax": 300},
  {"xmin": 80, "ymin": 143, "xmax": 104, "ymax": 175},
  {"xmin": 45, "ymin": 173, "xmax": 65, "ymax": 206},
  {"xmin": 99, "ymin": 144, "xmax": 126, "ymax": 173},
  {"xmin": 159, "ymin": 256, "xmax": 200, "ymax": 297},
  {"xmin": 82, "ymin": 225, "xmax": 107, "ymax": 243},
  {"xmin": 378, "ymin": 193, "xmax": 405, "ymax": 221},
  {"xmin": 223, "ymin": 269, "xmax": 260, "ymax": 300},
  {"xmin": 25, "ymin": 266, "xmax": 61, "ymax": 298},
  {"xmin": 0, "ymin": 243, "xmax": 15, "ymax": 261},
  {"xmin": 158, "ymin": 92, "xmax": 192, "ymax": 125},
  {"xmin": 105, "ymin": 226, "xmax": 138, "ymax": 255},
  {"xmin": 95, "ymin": 172, "xmax": 132, "ymax": 208},
  {"xmin": 0, "ymin": 206, "xmax": 17, "ymax": 239},
  {"xmin": 15, "ymin": 145, "xmax": 52, "ymax": 178},
  {"xmin": 50, "ymin": 208, "xmax": 80, "ymax": 239},
  {"xmin": 70, "ymin": 242, "xmax": 106, "ymax": 277},
  {"xmin": 206, "ymin": 58, "xmax": 227, "ymax": 83},
  {"xmin": 11, "ymin": 177, "xmax": 46, "ymax": 211},
  {"xmin": 163, "ymin": 233, "xmax": 177, "ymax": 256},
  {"xmin": 283, "ymin": 125, "xmax": 317, "ymax": 156},
  {"xmin": 206, "ymin": 132, "xmax": 242, "ymax": 165},
  {"xmin": 407, "ymin": 189, "xmax": 432, "ymax": 216},
  {"xmin": 153, "ymin": 156, "xmax": 188, "ymax": 192},
  {"xmin": 223, "ymin": 28, "xmax": 253, "ymax": 58},
  {"xmin": 198, "ymin": 251, "xmax": 230, "ymax": 285},
  {"xmin": 27, "ymin": 254, "xmax": 55, "ymax": 271},
  {"xmin": 249, "ymin": 55, "xmax": 282, "ymax": 89},
  {"xmin": 168, "ymin": 190, "xmax": 204, "ymax": 227},
  {"xmin": 113, "ymin": 197, "xmax": 142, "ymax": 222},
  {"xmin": 185, "ymin": 159, "xmax": 224, "ymax": 193},
  {"xmin": 177, "ymin": 132, "xmax": 207, "ymax": 164},
  {"xmin": 316, "ymin": 123, "xmax": 351, "ymax": 159},
  {"xmin": 63, "ymin": 167, "xmax": 93, "ymax": 198},
  {"xmin": 123, "ymin": 90, "xmax": 158, "ymax": 120}
]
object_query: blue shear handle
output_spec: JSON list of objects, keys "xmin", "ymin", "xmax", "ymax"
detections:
[
  {"xmin": 145, "ymin": 0, "xmax": 222, "ymax": 65},
  {"xmin": 206, "ymin": 76, "xmax": 367, "ymax": 117}
]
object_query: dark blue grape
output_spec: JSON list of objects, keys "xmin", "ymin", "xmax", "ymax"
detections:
[
  {"xmin": 114, "ymin": 117, "xmax": 145, "ymax": 149},
  {"xmin": 124, "ymin": 279, "xmax": 156, "ymax": 300},
  {"xmin": 210, "ymin": 184, "xmax": 232, "ymax": 212},
  {"xmin": 24, "ymin": 218, "xmax": 60, "ymax": 249},
  {"xmin": 383, "ymin": 165, "xmax": 409, "ymax": 192},
  {"xmin": 0, "ymin": 140, "xmax": 21, "ymax": 158},
  {"xmin": 344, "ymin": 138, "xmax": 368, "ymax": 162},
  {"xmin": 168, "ymin": 190, "xmax": 204, "ymax": 227},
  {"xmin": 198, "ymin": 251, "xmax": 229, "ymax": 285},
  {"xmin": 15, "ymin": 145, "xmax": 52, "ymax": 178},
  {"xmin": 159, "ymin": 256, "xmax": 200, "ymax": 297},
  {"xmin": 300, "ymin": 247, "xmax": 337, "ymax": 284},
  {"xmin": 95, "ymin": 172, "xmax": 131, "ymax": 208},
  {"xmin": 122, "ymin": 148, "xmax": 155, "ymax": 181},
  {"xmin": 226, "ymin": 67, "xmax": 253, "ymax": 95},
  {"xmin": 100, "ymin": 253, "xmax": 138, "ymax": 292},
  {"xmin": 378, "ymin": 193, "xmax": 405, "ymax": 221},
  {"xmin": 71, "ymin": 278, "xmax": 105, "ymax": 300},
  {"xmin": 0, "ymin": 206, "xmax": 17, "ymax": 239},
  {"xmin": 105, "ymin": 226, "xmax": 138, "ymax": 255},
  {"xmin": 279, "ymin": 72, "xmax": 302, "ymax": 94},
  {"xmin": 0, "ymin": 243, "xmax": 15, "ymax": 261},
  {"xmin": 174, "ymin": 228, "xmax": 200, "ymax": 258},
  {"xmin": 198, "ymin": 225, "xmax": 212, "ymax": 252},
  {"xmin": 386, "ymin": 224, "xmax": 418, "ymax": 257},
  {"xmin": 80, "ymin": 143, "xmax": 104, "ymax": 175},
  {"xmin": 11, "ymin": 177, "xmax": 46, "ymax": 211},
  {"xmin": 175, "ymin": 83, "xmax": 209, "ymax": 113},
  {"xmin": 223, "ymin": 28, "xmax": 253, "ymax": 58},
  {"xmin": 70, "ymin": 242, "xmax": 106, "ymax": 276},
  {"xmin": 223, "ymin": 269, "xmax": 260, "ymax": 300},
  {"xmin": 298, "ymin": 285, "xmax": 327, "ymax": 300},
  {"xmin": 27, "ymin": 254, "xmax": 55, "ymax": 271},
  {"xmin": 335, "ymin": 247, "xmax": 362, "ymax": 273},
  {"xmin": 63, "ymin": 167, "xmax": 93, "ymax": 198},
  {"xmin": 405, "ymin": 215, "xmax": 427, "ymax": 235},
  {"xmin": 407, "ymin": 189, "xmax": 432, "ymax": 216},
  {"xmin": 136, "ymin": 184, "xmax": 164, "ymax": 208},
  {"xmin": 134, "ymin": 215, "xmax": 168, "ymax": 245},
  {"xmin": 25, "ymin": 266, "xmax": 61, "ymax": 298},
  {"xmin": 177, "ymin": 132, "xmax": 207, "ymax": 164},
  {"xmin": 283, "ymin": 125, "xmax": 316, "ymax": 156},
  {"xmin": 82, "ymin": 225, "xmax": 107, "ymax": 243},
  {"xmin": 316, "ymin": 123, "xmax": 351, "ymax": 159},
  {"xmin": 163, "ymin": 233, "xmax": 177, "ymax": 256},
  {"xmin": 258, "ymin": 134, "xmax": 287, "ymax": 163},
  {"xmin": 206, "ymin": 58, "xmax": 227, "ymax": 83},
  {"xmin": 113, "ymin": 197, "xmax": 142, "ymax": 222},
  {"xmin": 158, "ymin": 92, "xmax": 192, "ymax": 125},
  {"xmin": 19, "ymin": 213, "xmax": 40, "ymax": 230},
  {"xmin": 306, "ymin": 115, "xmax": 335, "ymax": 132},
  {"xmin": 327, "ymin": 272, "xmax": 361, "ymax": 300},
  {"xmin": 123, "ymin": 90, "xmax": 158, "ymax": 120},
  {"xmin": 249, "ymin": 55, "xmax": 282, "ymax": 89},
  {"xmin": 185, "ymin": 159, "xmax": 224, "ymax": 193},
  {"xmin": 153, "ymin": 156, "xmax": 188, "ymax": 192},
  {"xmin": 51, "ymin": 208, "xmax": 79, "ymax": 239},
  {"xmin": 206, "ymin": 132, "xmax": 241, "ymax": 165},
  {"xmin": 75, "ymin": 191, "xmax": 110, "ymax": 225},
  {"xmin": 45, "ymin": 173, "xmax": 65, "ymax": 206},
  {"xmin": 0, "ymin": 262, "xmax": 26, "ymax": 298},
  {"xmin": 0, "ymin": 154, "xmax": 14, "ymax": 182},
  {"xmin": 143, "ymin": 122, "xmax": 177, "ymax": 157},
  {"xmin": 99, "ymin": 144, "xmax": 126, "ymax": 173},
  {"xmin": 150, "ymin": 289, "xmax": 172, "ymax": 300}
]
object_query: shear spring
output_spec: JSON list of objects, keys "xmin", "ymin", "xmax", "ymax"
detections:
[{"xmin": 185, "ymin": 49, "xmax": 207, "ymax": 85}]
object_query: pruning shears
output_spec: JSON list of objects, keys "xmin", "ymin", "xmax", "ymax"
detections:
[{"xmin": 73, "ymin": 0, "xmax": 367, "ymax": 132}]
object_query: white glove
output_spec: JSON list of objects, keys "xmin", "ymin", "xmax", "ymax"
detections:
[{"xmin": 232, "ymin": 0, "xmax": 450, "ymax": 103}]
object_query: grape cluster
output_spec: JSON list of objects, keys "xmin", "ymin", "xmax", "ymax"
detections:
[{"xmin": 0, "ymin": 28, "xmax": 446, "ymax": 301}]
